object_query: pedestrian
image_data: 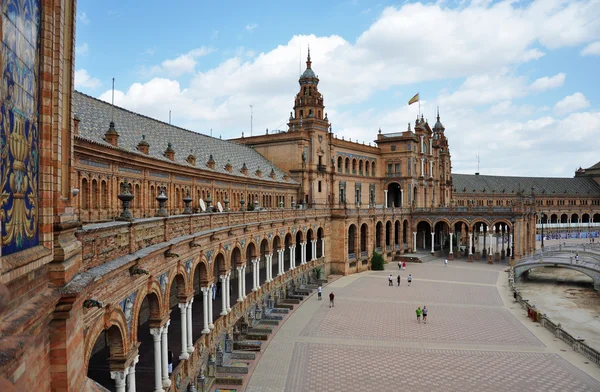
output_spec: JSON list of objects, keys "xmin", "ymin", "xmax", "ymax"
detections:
[
  {"xmin": 416, "ymin": 306, "xmax": 422, "ymax": 323},
  {"xmin": 398, "ymin": 261, "xmax": 402, "ymax": 269},
  {"xmin": 407, "ymin": 273, "xmax": 412, "ymax": 286},
  {"xmin": 402, "ymin": 261, "xmax": 407, "ymax": 270},
  {"xmin": 576, "ymin": 253, "xmax": 579, "ymax": 263},
  {"xmin": 329, "ymin": 292, "xmax": 335, "ymax": 307},
  {"xmin": 444, "ymin": 259, "xmax": 448, "ymax": 267},
  {"xmin": 168, "ymin": 350, "xmax": 174, "ymax": 375},
  {"xmin": 212, "ymin": 284, "xmax": 217, "ymax": 301},
  {"xmin": 397, "ymin": 275, "xmax": 401, "ymax": 286},
  {"xmin": 318, "ymin": 285, "xmax": 322, "ymax": 300},
  {"xmin": 388, "ymin": 274, "xmax": 393, "ymax": 286},
  {"xmin": 422, "ymin": 306, "xmax": 428, "ymax": 324}
]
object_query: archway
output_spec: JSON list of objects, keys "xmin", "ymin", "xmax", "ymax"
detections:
[
  {"xmin": 131, "ymin": 291, "xmax": 162, "ymax": 391},
  {"xmin": 87, "ymin": 324, "xmax": 127, "ymax": 391},
  {"xmin": 307, "ymin": 229, "xmax": 314, "ymax": 261},
  {"xmin": 245, "ymin": 242, "xmax": 257, "ymax": 295},
  {"xmin": 415, "ymin": 221, "xmax": 432, "ymax": 250},
  {"xmin": 360, "ymin": 223, "xmax": 368, "ymax": 258},
  {"xmin": 385, "ymin": 221, "xmax": 392, "ymax": 251},
  {"xmin": 317, "ymin": 228, "xmax": 324, "ymax": 258},
  {"xmin": 168, "ymin": 274, "xmax": 187, "ymax": 367},
  {"xmin": 394, "ymin": 220, "xmax": 400, "ymax": 251},
  {"xmin": 387, "ymin": 183, "xmax": 401, "ymax": 207},
  {"xmin": 296, "ymin": 231, "xmax": 304, "ymax": 266},
  {"xmin": 348, "ymin": 224, "xmax": 357, "ymax": 259},
  {"xmin": 375, "ymin": 221, "xmax": 383, "ymax": 252},
  {"xmin": 284, "ymin": 234, "xmax": 293, "ymax": 270},
  {"xmin": 273, "ymin": 235, "xmax": 282, "ymax": 277},
  {"xmin": 260, "ymin": 239, "xmax": 269, "ymax": 286}
]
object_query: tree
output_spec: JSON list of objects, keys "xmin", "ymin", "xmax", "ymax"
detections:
[{"xmin": 371, "ymin": 250, "xmax": 385, "ymax": 270}]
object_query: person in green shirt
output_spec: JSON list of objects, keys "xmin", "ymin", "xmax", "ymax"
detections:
[{"xmin": 416, "ymin": 306, "xmax": 422, "ymax": 323}]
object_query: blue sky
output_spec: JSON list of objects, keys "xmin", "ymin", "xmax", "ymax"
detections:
[{"xmin": 74, "ymin": 0, "xmax": 600, "ymax": 177}]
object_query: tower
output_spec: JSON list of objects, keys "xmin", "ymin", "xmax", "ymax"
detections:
[{"xmin": 288, "ymin": 47, "xmax": 327, "ymax": 132}]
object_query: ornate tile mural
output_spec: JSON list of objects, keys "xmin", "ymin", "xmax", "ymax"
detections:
[{"xmin": 1, "ymin": 0, "xmax": 40, "ymax": 255}]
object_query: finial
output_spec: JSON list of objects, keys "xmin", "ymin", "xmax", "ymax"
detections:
[
  {"xmin": 306, "ymin": 45, "xmax": 312, "ymax": 69},
  {"xmin": 437, "ymin": 106, "xmax": 440, "ymax": 121}
]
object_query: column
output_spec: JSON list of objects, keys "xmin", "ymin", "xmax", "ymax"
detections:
[
  {"xmin": 252, "ymin": 259, "xmax": 259, "ymax": 291},
  {"xmin": 220, "ymin": 275, "xmax": 227, "ymax": 315},
  {"xmin": 266, "ymin": 254, "xmax": 272, "ymax": 282},
  {"xmin": 111, "ymin": 369, "xmax": 128, "ymax": 392},
  {"xmin": 150, "ymin": 328, "xmax": 162, "ymax": 392},
  {"xmin": 242, "ymin": 266, "xmax": 247, "ymax": 298},
  {"xmin": 208, "ymin": 284, "xmax": 214, "ymax": 329},
  {"xmin": 429, "ymin": 161, "xmax": 433, "ymax": 178},
  {"xmin": 226, "ymin": 272, "xmax": 232, "ymax": 312},
  {"xmin": 400, "ymin": 189, "xmax": 404, "ymax": 207},
  {"xmin": 413, "ymin": 232, "xmax": 417, "ymax": 251},
  {"xmin": 430, "ymin": 232, "xmax": 435, "ymax": 254},
  {"xmin": 289, "ymin": 245, "xmax": 295, "ymax": 270},
  {"xmin": 186, "ymin": 299, "xmax": 194, "ymax": 353},
  {"xmin": 127, "ymin": 355, "xmax": 139, "ymax": 392},
  {"xmin": 321, "ymin": 238, "xmax": 325, "ymax": 258},
  {"xmin": 449, "ymin": 232, "xmax": 453, "ymax": 255},
  {"xmin": 420, "ymin": 158, "xmax": 424, "ymax": 176},
  {"xmin": 237, "ymin": 267, "xmax": 244, "ymax": 301},
  {"xmin": 278, "ymin": 250, "xmax": 285, "ymax": 275},
  {"xmin": 384, "ymin": 190, "xmax": 388, "ymax": 208},
  {"xmin": 468, "ymin": 231, "xmax": 473, "ymax": 255},
  {"xmin": 302, "ymin": 242, "xmax": 307, "ymax": 264},
  {"xmin": 178, "ymin": 303, "xmax": 189, "ymax": 360},
  {"xmin": 161, "ymin": 320, "xmax": 171, "ymax": 388},
  {"xmin": 201, "ymin": 288, "xmax": 210, "ymax": 334}
]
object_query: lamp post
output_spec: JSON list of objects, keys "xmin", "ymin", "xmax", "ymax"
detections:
[
  {"xmin": 541, "ymin": 212, "xmax": 545, "ymax": 249},
  {"xmin": 510, "ymin": 216, "xmax": 515, "ymax": 261}
]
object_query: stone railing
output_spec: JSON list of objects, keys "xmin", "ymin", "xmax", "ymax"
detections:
[
  {"xmin": 76, "ymin": 209, "xmax": 328, "ymax": 271},
  {"xmin": 508, "ymin": 269, "xmax": 600, "ymax": 365}
]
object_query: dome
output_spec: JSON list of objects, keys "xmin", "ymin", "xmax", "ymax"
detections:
[{"xmin": 301, "ymin": 68, "xmax": 316, "ymax": 79}]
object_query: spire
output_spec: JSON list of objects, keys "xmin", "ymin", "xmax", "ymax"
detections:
[
  {"xmin": 306, "ymin": 45, "xmax": 312, "ymax": 69},
  {"xmin": 437, "ymin": 106, "xmax": 440, "ymax": 122}
]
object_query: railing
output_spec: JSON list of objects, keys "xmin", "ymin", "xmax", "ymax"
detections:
[
  {"xmin": 76, "ymin": 208, "xmax": 328, "ymax": 271},
  {"xmin": 360, "ymin": 251, "xmax": 367, "ymax": 258},
  {"xmin": 375, "ymin": 247, "xmax": 382, "ymax": 253},
  {"xmin": 348, "ymin": 253, "xmax": 356, "ymax": 260},
  {"xmin": 509, "ymin": 268, "xmax": 600, "ymax": 365}
]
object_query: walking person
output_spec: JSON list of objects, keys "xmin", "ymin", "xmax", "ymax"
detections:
[
  {"xmin": 329, "ymin": 292, "xmax": 335, "ymax": 307},
  {"xmin": 444, "ymin": 259, "xmax": 448, "ymax": 267},
  {"xmin": 318, "ymin": 285, "xmax": 322, "ymax": 300},
  {"xmin": 397, "ymin": 275, "xmax": 401, "ymax": 286},
  {"xmin": 416, "ymin": 306, "xmax": 422, "ymax": 324},
  {"xmin": 388, "ymin": 274, "xmax": 393, "ymax": 286},
  {"xmin": 168, "ymin": 350, "xmax": 174, "ymax": 375},
  {"xmin": 398, "ymin": 261, "xmax": 402, "ymax": 269},
  {"xmin": 402, "ymin": 261, "xmax": 407, "ymax": 270},
  {"xmin": 422, "ymin": 305, "xmax": 428, "ymax": 324},
  {"xmin": 407, "ymin": 273, "xmax": 412, "ymax": 286}
]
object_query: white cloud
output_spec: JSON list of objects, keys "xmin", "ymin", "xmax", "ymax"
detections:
[
  {"xmin": 529, "ymin": 73, "xmax": 565, "ymax": 92},
  {"xmin": 77, "ymin": 11, "xmax": 89, "ymax": 24},
  {"xmin": 581, "ymin": 41, "xmax": 600, "ymax": 56},
  {"xmin": 97, "ymin": 1, "xmax": 600, "ymax": 176},
  {"xmin": 75, "ymin": 69, "xmax": 101, "ymax": 89},
  {"xmin": 245, "ymin": 23, "xmax": 258, "ymax": 32},
  {"xmin": 76, "ymin": 42, "xmax": 89, "ymax": 56},
  {"xmin": 554, "ymin": 92, "xmax": 591, "ymax": 115},
  {"xmin": 145, "ymin": 47, "xmax": 213, "ymax": 77}
]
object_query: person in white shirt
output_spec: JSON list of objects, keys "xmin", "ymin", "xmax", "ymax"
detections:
[
  {"xmin": 444, "ymin": 259, "xmax": 448, "ymax": 266},
  {"xmin": 388, "ymin": 274, "xmax": 393, "ymax": 286},
  {"xmin": 317, "ymin": 285, "xmax": 322, "ymax": 300}
]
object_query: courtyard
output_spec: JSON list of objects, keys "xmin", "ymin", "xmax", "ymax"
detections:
[{"xmin": 245, "ymin": 258, "xmax": 600, "ymax": 392}]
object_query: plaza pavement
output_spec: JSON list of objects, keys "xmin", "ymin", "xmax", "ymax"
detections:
[{"xmin": 245, "ymin": 257, "xmax": 600, "ymax": 392}]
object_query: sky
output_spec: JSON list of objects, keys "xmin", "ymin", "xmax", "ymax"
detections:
[{"xmin": 73, "ymin": 0, "xmax": 600, "ymax": 178}]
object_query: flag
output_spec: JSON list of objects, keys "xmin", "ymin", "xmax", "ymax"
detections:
[{"xmin": 408, "ymin": 93, "xmax": 419, "ymax": 105}]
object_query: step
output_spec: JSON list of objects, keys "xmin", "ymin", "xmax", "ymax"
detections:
[
  {"xmin": 214, "ymin": 375, "xmax": 244, "ymax": 386},
  {"xmin": 233, "ymin": 340, "xmax": 262, "ymax": 351},
  {"xmin": 305, "ymin": 284, "xmax": 319, "ymax": 289},
  {"xmin": 272, "ymin": 306, "xmax": 291, "ymax": 313},
  {"xmin": 287, "ymin": 294, "xmax": 306, "ymax": 300},
  {"xmin": 281, "ymin": 298, "xmax": 301, "ymax": 304},
  {"xmin": 295, "ymin": 289, "xmax": 312, "ymax": 295},
  {"xmin": 217, "ymin": 365, "xmax": 249, "ymax": 374},
  {"xmin": 258, "ymin": 319, "xmax": 279, "ymax": 326},
  {"xmin": 248, "ymin": 327, "xmax": 273, "ymax": 334},
  {"xmin": 262, "ymin": 314, "xmax": 283, "ymax": 321},
  {"xmin": 230, "ymin": 352, "xmax": 256, "ymax": 360},
  {"xmin": 245, "ymin": 333, "xmax": 269, "ymax": 341}
]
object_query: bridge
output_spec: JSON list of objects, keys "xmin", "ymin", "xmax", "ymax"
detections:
[{"xmin": 513, "ymin": 244, "xmax": 600, "ymax": 290}]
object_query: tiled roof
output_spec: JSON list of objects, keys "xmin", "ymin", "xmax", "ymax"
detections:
[
  {"xmin": 587, "ymin": 160, "xmax": 600, "ymax": 170},
  {"xmin": 452, "ymin": 173, "xmax": 600, "ymax": 196},
  {"xmin": 73, "ymin": 91, "xmax": 295, "ymax": 185}
]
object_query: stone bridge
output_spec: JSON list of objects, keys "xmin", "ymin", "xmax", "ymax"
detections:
[{"xmin": 514, "ymin": 248, "xmax": 600, "ymax": 291}]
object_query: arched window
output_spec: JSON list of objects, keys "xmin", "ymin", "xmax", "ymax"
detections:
[
  {"xmin": 337, "ymin": 156, "xmax": 343, "ymax": 173},
  {"xmin": 365, "ymin": 161, "xmax": 370, "ymax": 176},
  {"xmin": 372, "ymin": 161, "xmax": 376, "ymax": 176},
  {"xmin": 359, "ymin": 160, "xmax": 363, "ymax": 176},
  {"xmin": 345, "ymin": 158, "xmax": 350, "ymax": 173},
  {"xmin": 81, "ymin": 178, "xmax": 89, "ymax": 210},
  {"xmin": 91, "ymin": 179, "xmax": 98, "ymax": 209},
  {"xmin": 101, "ymin": 181, "xmax": 108, "ymax": 209}
]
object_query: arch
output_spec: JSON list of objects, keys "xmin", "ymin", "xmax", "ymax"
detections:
[
  {"xmin": 246, "ymin": 242, "xmax": 257, "ymax": 263},
  {"xmin": 403, "ymin": 219, "xmax": 409, "ymax": 246},
  {"xmin": 231, "ymin": 246, "xmax": 243, "ymax": 268},
  {"xmin": 345, "ymin": 157, "xmax": 350, "ymax": 173},
  {"xmin": 385, "ymin": 221, "xmax": 392, "ymax": 248},
  {"xmin": 295, "ymin": 230, "xmax": 304, "ymax": 244},
  {"xmin": 371, "ymin": 161, "xmax": 376, "ymax": 176},
  {"xmin": 352, "ymin": 158, "xmax": 357, "ymax": 174},
  {"xmin": 306, "ymin": 229, "xmax": 314, "ymax": 261},
  {"xmin": 572, "ymin": 213, "xmax": 580, "ymax": 223},
  {"xmin": 130, "ymin": 283, "xmax": 163, "ymax": 340},
  {"xmin": 515, "ymin": 263, "xmax": 598, "ymax": 287},
  {"xmin": 317, "ymin": 228, "xmax": 324, "ymax": 257},
  {"xmin": 348, "ymin": 224, "xmax": 357, "ymax": 257},
  {"xmin": 91, "ymin": 179, "xmax": 98, "ymax": 209},
  {"xmin": 81, "ymin": 178, "xmax": 89, "ymax": 209},
  {"xmin": 375, "ymin": 221, "xmax": 383, "ymax": 250},
  {"xmin": 416, "ymin": 221, "xmax": 433, "ymax": 250},
  {"xmin": 582, "ymin": 213, "xmax": 590, "ymax": 223},
  {"xmin": 360, "ymin": 223, "xmax": 368, "ymax": 254},
  {"xmin": 560, "ymin": 214, "xmax": 568, "ymax": 224},
  {"xmin": 413, "ymin": 186, "xmax": 418, "ymax": 207},
  {"xmin": 365, "ymin": 161, "xmax": 370, "ymax": 177},
  {"xmin": 213, "ymin": 252, "xmax": 227, "ymax": 277},
  {"xmin": 594, "ymin": 213, "xmax": 600, "ymax": 223},
  {"xmin": 84, "ymin": 307, "xmax": 129, "ymax": 371},
  {"xmin": 191, "ymin": 258, "xmax": 210, "ymax": 287},
  {"xmin": 387, "ymin": 182, "xmax": 402, "ymax": 207},
  {"xmin": 550, "ymin": 214, "xmax": 558, "ymax": 224},
  {"xmin": 394, "ymin": 220, "xmax": 400, "ymax": 247},
  {"xmin": 359, "ymin": 160, "xmax": 364, "ymax": 175},
  {"xmin": 167, "ymin": 273, "xmax": 188, "ymax": 305},
  {"xmin": 337, "ymin": 156, "xmax": 343, "ymax": 173},
  {"xmin": 101, "ymin": 180, "xmax": 108, "ymax": 209}
]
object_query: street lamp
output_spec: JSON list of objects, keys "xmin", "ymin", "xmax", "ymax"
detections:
[{"xmin": 541, "ymin": 212, "xmax": 546, "ymax": 249}]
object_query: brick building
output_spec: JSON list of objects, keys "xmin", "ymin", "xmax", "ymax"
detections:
[{"xmin": 1, "ymin": 1, "xmax": 599, "ymax": 392}]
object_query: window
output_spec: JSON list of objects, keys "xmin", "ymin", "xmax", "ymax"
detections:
[
  {"xmin": 318, "ymin": 181, "xmax": 322, "ymax": 193},
  {"xmin": 387, "ymin": 163, "xmax": 392, "ymax": 174},
  {"xmin": 394, "ymin": 163, "xmax": 400, "ymax": 173}
]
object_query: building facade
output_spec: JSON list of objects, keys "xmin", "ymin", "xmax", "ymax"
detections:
[{"xmin": 1, "ymin": 2, "xmax": 599, "ymax": 392}]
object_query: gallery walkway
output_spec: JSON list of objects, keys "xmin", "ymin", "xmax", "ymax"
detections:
[{"xmin": 245, "ymin": 258, "xmax": 600, "ymax": 391}]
